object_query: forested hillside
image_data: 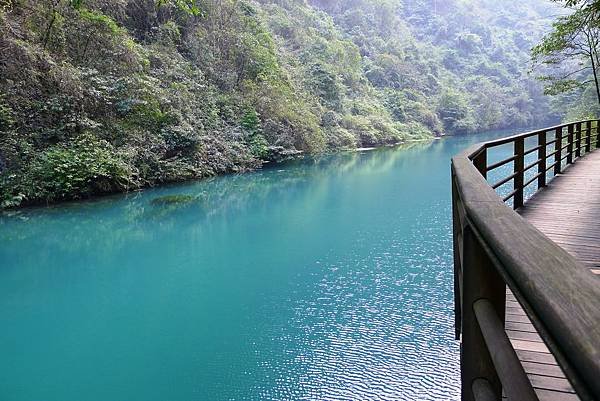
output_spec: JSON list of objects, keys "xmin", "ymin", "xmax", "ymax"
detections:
[{"xmin": 0, "ymin": 0, "xmax": 558, "ymax": 206}]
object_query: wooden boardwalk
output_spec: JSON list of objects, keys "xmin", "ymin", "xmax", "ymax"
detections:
[{"xmin": 507, "ymin": 150, "xmax": 600, "ymax": 401}]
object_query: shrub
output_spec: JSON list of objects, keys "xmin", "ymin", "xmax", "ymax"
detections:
[
  {"xmin": 0, "ymin": 92, "xmax": 14, "ymax": 131},
  {"xmin": 17, "ymin": 134, "xmax": 136, "ymax": 203},
  {"xmin": 241, "ymin": 108, "xmax": 261, "ymax": 134}
]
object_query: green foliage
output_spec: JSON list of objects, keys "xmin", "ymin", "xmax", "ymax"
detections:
[
  {"xmin": 0, "ymin": 92, "xmax": 14, "ymax": 131},
  {"xmin": 308, "ymin": 63, "xmax": 343, "ymax": 111},
  {"xmin": 0, "ymin": 0, "xmax": 13, "ymax": 13},
  {"xmin": 531, "ymin": 3, "xmax": 600, "ymax": 104},
  {"xmin": 157, "ymin": 0, "xmax": 202, "ymax": 16},
  {"xmin": 241, "ymin": 108, "xmax": 261, "ymax": 134},
  {"xmin": 550, "ymin": 83, "xmax": 600, "ymax": 123},
  {"xmin": 156, "ymin": 21, "xmax": 181, "ymax": 44},
  {"xmin": 0, "ymin": 0, "xmax": 564, "ymax": 207},
  {"xmin": 541, "ymin": 79, "xmax": 584, "ymax": 96},
  {"xmin": 240, "ymin": 108, "xmax": 268, "ymax": 158},
  {"xmin": 4, "ymin": 134, "xmax": 135, "ymax": 205},
  {"xmin": 438, "ymin": 90, "xmax": 476, "ymax": 134},
  {"xmin": 77, "ymin": 8, "xmax": 122, "ymax": 35},
  {"xmin": 247, "ymin": 133, "xmax": 269, "ymax": 159}
]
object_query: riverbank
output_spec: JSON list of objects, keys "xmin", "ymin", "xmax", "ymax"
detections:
[
  {"xmin": 1, "ymin": 137, "xmax": 437, "ymax": 210},
  {"xmin": 3, "ymin": 124, "xmax": 552, "ymax": 211}
]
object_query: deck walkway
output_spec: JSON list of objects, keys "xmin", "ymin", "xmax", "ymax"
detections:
[{"xmin": 506, "ymin": 150, "xmax": 600, "ymax": 400}]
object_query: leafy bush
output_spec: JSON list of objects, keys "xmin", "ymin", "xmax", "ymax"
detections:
[
  {"xmin": 0, "ymin": 92, "xmax": 14, "ymax": 131},
  {"xmin": 14, "ymin": 134, "xmax": 136, "ymax": 204},
  {"xmin": 241, "ymin": 108, "xmax": 261, "ymax": 134}
]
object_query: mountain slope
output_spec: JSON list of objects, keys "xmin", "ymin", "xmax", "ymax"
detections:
[{"xmin": 0, "ymin": 0, "xmax": 558, "ymax": 206}]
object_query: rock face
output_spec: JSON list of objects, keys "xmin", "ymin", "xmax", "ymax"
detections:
[{"xmin": 265, "ymin": 147, "xmax": 304, "ymax": 163}]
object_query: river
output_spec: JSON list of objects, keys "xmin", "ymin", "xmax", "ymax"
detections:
[{"xmin": 0, "ymin": 130, "xmax": 522, "ymax": 401}]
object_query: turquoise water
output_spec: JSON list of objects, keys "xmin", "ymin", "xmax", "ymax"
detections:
[{"xmin": 0, "ymin": 131, "xmax": 516, "ymax": 401}]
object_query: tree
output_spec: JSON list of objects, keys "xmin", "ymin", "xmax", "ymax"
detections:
[
  {"xmin": 532, "ymin": 2, "xmax": 600, "ymax": 104},
  {"xmin": 437, "ymin": 89, "xmax": 476, "ymax": 134},
  {"xmin": 156, "ymin": 0, "xmax": 201, "ymax": 15},
  {"xmin": 560, "ymin": 0, "xmax": 600, "ymax": 11},
  {"xmin": 41, "ymin": 0, "xmax": 79, "ymax": 49}
]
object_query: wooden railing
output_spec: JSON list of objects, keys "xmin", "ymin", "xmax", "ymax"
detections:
[{"xmin": 451, "ymin": 120, "xmax": 600, "ymax": 401}]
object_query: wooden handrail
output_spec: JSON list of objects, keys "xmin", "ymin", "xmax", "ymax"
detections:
[
  {"xmin": 475, "ymin": 119, "xmax": 599, "ymax": 209},
  {"xmin": 452, "ymin": 120, "xmax": 600, "ymax": 401}
]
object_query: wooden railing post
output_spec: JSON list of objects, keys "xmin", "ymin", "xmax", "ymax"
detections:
[
  {"xmin": 538, "ymin": 131, "xmax": 547, "ymax": 188},
  {"xmin": 454, "ymin": 121, "xmax": 600, "ymax": 401},
  {"xmin": 567, "ymin": 124, "xmax": 574, "ymax": 164},
  {"xmin": 575, "ymin": 122, "xmax": 582, "ymax": 158},
  {"xmin": 514, "ymin": 137, "xmax": 525, "ymax": 209},
  {"xmin": 452, "ymin": 172, "xmax": 463, "ymax": 341},
  {"xmin": 460, "ymin": 224, "xmax": 505, "ymax": 401},
  {"xmin": 473, "ymin": 150, "xmax": 487, "ymax": 179},
  {"xmin": 555, "ymin": 127, "xmax": 562, "ymax": 175},
  {"xmin": 585, "ymin": 121, "xmax": 591, "ymax": 153}
]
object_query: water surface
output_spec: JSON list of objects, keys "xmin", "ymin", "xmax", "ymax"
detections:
[{"xmin": 0, "ymin": 130, "xmax": 519, "ymax": 401}]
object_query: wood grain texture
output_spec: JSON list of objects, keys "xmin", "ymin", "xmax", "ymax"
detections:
[
  {"xmin": 455, "ymin": 143, "xmax": 600, "ymax": 398},
  {"xmin": 505, "ymin": 150, "xmax": 600, "ymax": 401},
  {"xmin": 452, "ymin": 122, "xmax": 600, "ymax": 401}
]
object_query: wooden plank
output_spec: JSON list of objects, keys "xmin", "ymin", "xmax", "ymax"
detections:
[
  {"xmin": 506, "ymin": 313, "xmax": 533, "ymax": 324},
  {"xmin": 510, "ymin": 339, "xmax": 551, "ymax": 353},
  {"xmin": 454, "ymin": 127, "xmax": 600, "ymax": 401},
  {"xmin": 516, "ymin": 350, "xmax": 559, "ymax": 365},
  {"xmin": 505, "ymin": 150, "xmax": 600, "ymax": 401},
  {"xmin": 522, "ymin": 361, "xmax": 567, "ymax": 378},
  {"xmin": 529, "ymin": 375, "xmax": 575, "ymax": 393},
  {"xmin": 535, "ymin": 389, "xmax": 580, "ymax": 401},
  {"xmin": 506, "ymin": 306, "xmax": 527, "ymax": 315},
  {"xmin": 506, "ymin": 321, "xmax": 538, "ymax": 333},
  {"xmin": 506, "ymin": 329, "xmax": 543, "ymax": 342}
]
